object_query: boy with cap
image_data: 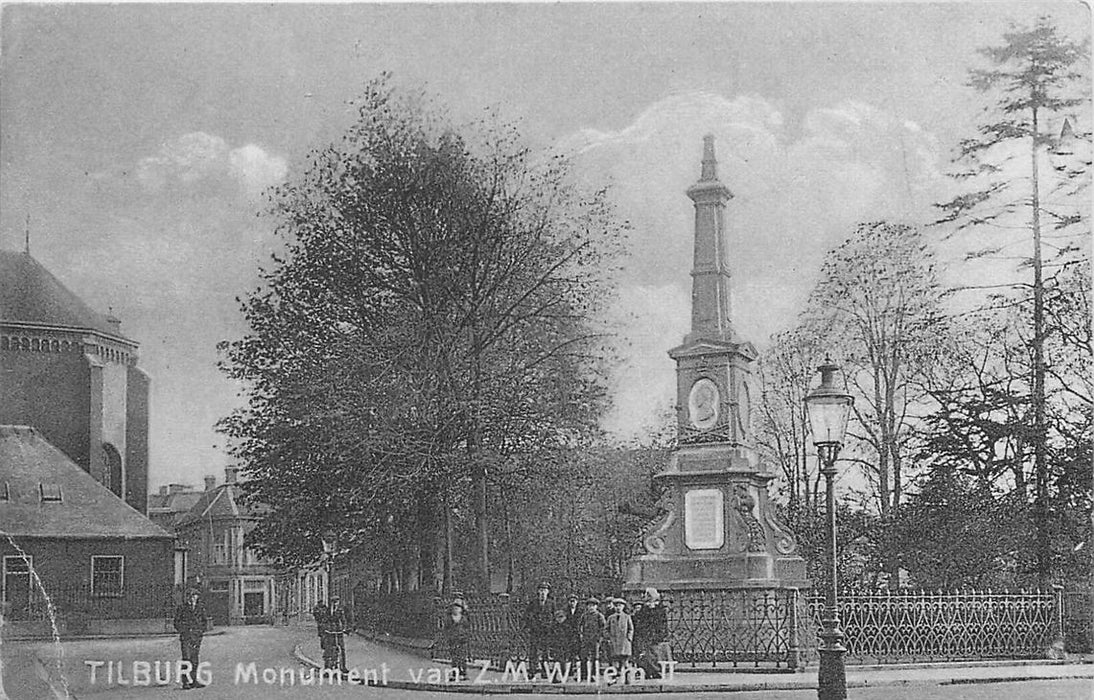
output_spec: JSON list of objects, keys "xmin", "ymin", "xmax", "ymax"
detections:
[
  {"xmin": 577, "ymin": 597, "xmax": 606, "ymax": 670},
  {"xmin": 605, "ymin": 598, "xmax": 633, "ymax": 683}
]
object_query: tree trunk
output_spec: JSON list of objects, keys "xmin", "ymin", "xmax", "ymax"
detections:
[{"xmin": 1030, "ymin": 105, "xmax": 1050, "ymax": 586}]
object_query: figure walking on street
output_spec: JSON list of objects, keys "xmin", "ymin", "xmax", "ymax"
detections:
[
  {"xmin": 320, "ymin": 595, "xmax": 350, "ymax": 674},
  {"xmin": 173, "ymin": 588, "xmax": 208, "ymax": 690},
  {"xmin": 524, "ymin": 581, "xmax": 554, "ymax": 678},
  {"xmin": 605, "ymin": 598, "xmax": 633, "ymax": 684}
]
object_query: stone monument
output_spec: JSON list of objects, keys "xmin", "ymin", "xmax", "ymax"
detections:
[{"xmin": 625, "ymin": 135, "xmax": 808, "ymax": 592}]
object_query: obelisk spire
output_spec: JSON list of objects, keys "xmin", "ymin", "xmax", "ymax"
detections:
[{"xmin": 685, "ymin": 135, "xmax": 735, "ymax": 343}]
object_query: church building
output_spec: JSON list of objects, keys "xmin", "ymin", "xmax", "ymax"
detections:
[
  {"xmin": 0, "ymin": 248, "xmax": 174, "ymax": 635},
  {"xmin": 0, "ymin": 249, "xmax": 149, "ymax": 513}
]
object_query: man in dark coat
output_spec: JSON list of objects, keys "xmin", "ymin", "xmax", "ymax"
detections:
[
  {"xmin": 320, "ymin": 595, "xmax": 350, "ymax": 674},
  {"xmin": 563, "ymin": 593, "xmax": 581, "ymax": 664},
  {"xmin": 523, "ymin": 581, "xmax": 553, "ymax": 678},
  {"xmin": 173, "ymin": 588, "xmax": 208, "ymax": 689},
  {"xmin": 632, "ymin": 587, "xmax": 671, "ymax": 678}
]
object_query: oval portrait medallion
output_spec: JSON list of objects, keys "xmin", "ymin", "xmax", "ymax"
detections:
[{"xmin": 688, "ymin": 378, "xmax": 720, "ymax": 431}]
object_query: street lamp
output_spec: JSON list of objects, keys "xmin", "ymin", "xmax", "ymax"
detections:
[
  {"xmin": 321, "ymin": 529, "xmax": 337, "ymax": 601},
  {"xmin": 804, "ymin": 360, "xmax": 853, "ymax": 700}
]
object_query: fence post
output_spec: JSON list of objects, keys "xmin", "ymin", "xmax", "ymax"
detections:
[
  {"xmin": 787, "ymin": 588, "xmax": 801, "ymax": 670},
  {"xmin": 498, "ymin": 592, "xmax": 511, "ymax": 665},
  {"xmin": 1051, "ymin": 584, "xmax": 1065, "ymax": 657}
]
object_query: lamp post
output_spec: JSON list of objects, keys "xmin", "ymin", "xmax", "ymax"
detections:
[
  {"xmin": 804, "ymin": 360, "xmax": 853, "ymax": 700},
  {"xmin": 321, "ymin": 530, "xmax": 337, "ymax": 602}
]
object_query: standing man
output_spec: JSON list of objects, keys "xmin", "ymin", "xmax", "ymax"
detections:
[
  {"xmin": 173, "ymin": 588, "xmax": 208, "ymax": 690},
  {"xmin": 321, "ymin": 595, "xmax": 350, "ymax": 674},
  {"xmin": 563, "ymin": 593, "xmax": 581, "ymax": 664},
  {"xmin": 523, "ymin": 581, "xmax": 553, "ymax": 678}
]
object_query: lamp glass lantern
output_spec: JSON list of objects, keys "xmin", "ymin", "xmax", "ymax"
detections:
[{"xmin": 805, "ymin": 362, "xmax": 853, "ymax": 453}]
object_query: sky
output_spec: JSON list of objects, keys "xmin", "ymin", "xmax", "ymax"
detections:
[{"xmin": 0, "ymin": 2, "xmax": 1089, "ymax": 489}]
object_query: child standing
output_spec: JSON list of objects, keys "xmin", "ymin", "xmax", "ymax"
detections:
[
  {"xmin": 577, "ymin": 597, "xmax": 606, "ymax": 671},
  {"xmin": 442, "ymin": 600, "xmax": 470, "ymax": 681},
  {"xmin": 605, "ymin": 598, "xmax": 633, "ymax": 683}
]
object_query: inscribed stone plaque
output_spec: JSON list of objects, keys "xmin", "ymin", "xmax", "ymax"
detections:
[{"xmin": 684, "ymin": 488, "xmax": 724, "ymax": 550}]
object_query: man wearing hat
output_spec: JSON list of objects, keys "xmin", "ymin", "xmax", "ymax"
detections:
[
  {"xmin": 173, "ymin": 587, "xmax": 208, "ymax": 689},
  {"xmin": 320, "ymin": 594, "xmax": 350, "ymax": 674},
  {"xmin": 523, "ymin": 581, "xmax": 554, "ymax": 678},
  {"xmin": 563, "ymin": 593, "xmax": 582, "ymax": 664}
]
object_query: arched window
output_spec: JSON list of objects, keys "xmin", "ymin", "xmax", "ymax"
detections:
[{"xmin": 101, "ymin": 443, "xmax": 123, "ymax": 499}]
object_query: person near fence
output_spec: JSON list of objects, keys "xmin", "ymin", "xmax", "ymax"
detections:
[
  {"xmin": 605, "ymin": 598, "xmax": 633, "ymax": 684},
  {"xmin": 563, "ymin": 593, "xmax": 581, "ymax": 663},
  {"xmin": 632, "ymin": 587, "xmax": 671, "ymax": 679},
  {"xmin": 319, "ymin": 595, "xmax": 350, "ymax": 674},
  {"xmin": 524, "ymin": 581, "xmax": 554, "ymax": 678},
  {"xmin": 578, "ymin": 597, "xmax": 606, "ymax": 669},
  {"xmin": 442, "ymin": 599, "xmax": 470, "ymax": 681},
  {"xmin": 173, "ymin": 588, "xmax": 208, "ymax": 690},
  {"xmin": 546, "ymin": 609, "xmax": 573, "ymax": 674}
]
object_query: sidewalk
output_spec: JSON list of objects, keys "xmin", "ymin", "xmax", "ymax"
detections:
[{"xmin": 294, "ymin": 632, "xmax": 1094, "ymax": 695}]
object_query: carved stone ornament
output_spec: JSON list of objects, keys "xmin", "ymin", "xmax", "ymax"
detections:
[
  {"xmin": 732, "ymin": 483, "xmax": 768, "ymax": 553},
  {"xmin": 688, "ymin": 378, "xmax": 720, "ymax": 431},
  {"xmin": 642, "ymin": 489, "xmax": 677, "ymax": 555}
]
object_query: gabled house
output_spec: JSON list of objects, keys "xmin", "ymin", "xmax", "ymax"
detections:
[
  {"xmin": 0, "ymin": 425, "xmax": 175, "ymax": 636},
  {"xmin": 174, "ymin": 467, "xmax": 325, "ymax": 625}
]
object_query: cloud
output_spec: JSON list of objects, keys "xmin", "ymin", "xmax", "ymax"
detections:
[
  {"xmin": 229, "ymin": 144, "xmax": 289, "ymax": 197},
  {"xmin": 136, "ymin": 132, "xmax": 287, "ymax": 198}
]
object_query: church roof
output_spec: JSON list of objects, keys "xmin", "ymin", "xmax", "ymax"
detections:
[
  {"xmin": 0, "ymin": 249, "xmax": 132, "ymax": 342},
  {"xmin": 0, "ymin": 425, "xmax": 172, "ymax": 539}
]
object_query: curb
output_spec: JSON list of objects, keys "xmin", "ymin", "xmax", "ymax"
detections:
[
  {"xmin": 293, "ymin": 644, "xmax": 322, "ymax": 670},
  {"xmin": 309, "ymin": 671, "xmax": 1094, "ymax": 695}
]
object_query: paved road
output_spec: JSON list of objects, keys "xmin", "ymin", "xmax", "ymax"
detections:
[{"xmin": 3, "ymin": 625, "xmax": 1092, "ymax": 700}]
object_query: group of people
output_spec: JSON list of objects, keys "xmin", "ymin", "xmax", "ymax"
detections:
[{"xmin": 441, "ymin": 581, "xmax": 672, "ymax": 683}]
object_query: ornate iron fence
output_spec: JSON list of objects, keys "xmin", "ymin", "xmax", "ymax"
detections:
[
  {"xmin": 355, "ymin": 586, "xmax": 1073, "ymax": 669},
  {"xmin": 661, "ymin": 588, "xmax": 810, "ymax": 669},
  {"xmin": 808, "ymin": 588, "xmax": 1064, "ymax": 663}
]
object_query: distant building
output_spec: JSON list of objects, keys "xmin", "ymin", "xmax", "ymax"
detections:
[
  {"xmin": 0, "ymin": 249, "xmax": 150, "ymax": 514},
  {"xmin": 147, "ymin": 482, "xmax": 204, "ymax": 531},
  {"xmin": 174, "ymin": 467, "xmax": 325, "ymax": 625},
  {"xmin": 0, "ymin": 425, "xmax": 174, "ymax": 635}
]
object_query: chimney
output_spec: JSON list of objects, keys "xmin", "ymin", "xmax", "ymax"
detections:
[
  {"xmin": 169, "ymin": 483, "xmax": 188, "ymax": 495},
  {"xmin": 225, "ymin": 466, "xmax": 239, "ymax": 484},
  {"xmin": 106, "ymin": 311, "xmax": 122, "ymax": 333},
  {"xmin": 159, "ymin": 485, "xmax": 168, "ymax": 496},
  {"xmin": 204, "ymin": 475, "xmax": 216, "ymax": 491}
]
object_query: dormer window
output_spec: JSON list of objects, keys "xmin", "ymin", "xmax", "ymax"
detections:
[{"xmin": 39, "ymin": 483, "xmax": 63, "ymax": 502}]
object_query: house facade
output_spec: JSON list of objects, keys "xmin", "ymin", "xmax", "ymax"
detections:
[
  {"xmin": 174, "ymin": 467, "xmax": 327, "ymax": 625},
  {"xmin": 0, "ymin": 425, "xmax": 175, "ymax": 636}
]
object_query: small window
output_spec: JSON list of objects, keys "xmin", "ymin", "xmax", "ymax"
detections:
[
  {"xmin": 209, "ymin": 579, "xmax": 230, "ymax": 592},
  {"xmin": 39, "ymin": 483, "xmax": 62, "ymax": 502},
  {"xmin": 91, "ymin": 556, "xmax": 124, "ymax": 597},
  {"xmin": 0, "ymin": 482, "xmax": 9, "ymax": 500}
]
